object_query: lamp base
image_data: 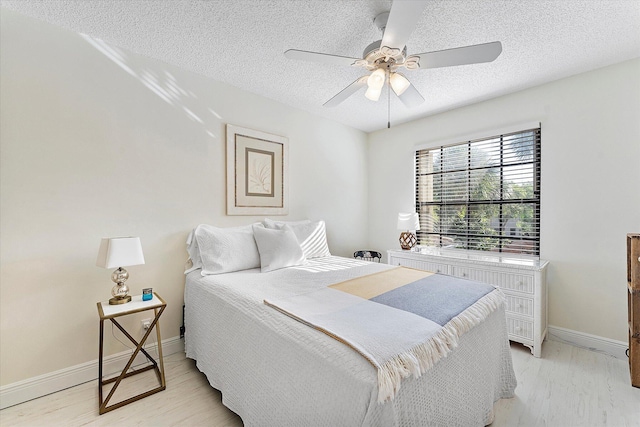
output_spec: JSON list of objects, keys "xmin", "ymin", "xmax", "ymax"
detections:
[
  {"xmin": 109, "ymin": 273, "xmax": 131, "ymax": 305},
  {"xmin": 109, "ymin": 295, "xmax": 132, "ymax": 305},
  {"xmin": 399, "ymin": 231, "xmax": 417, "ymax": 250}
]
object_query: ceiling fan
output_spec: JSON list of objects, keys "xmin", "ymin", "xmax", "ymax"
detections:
[{"xmin": 284, "ymin": 0, "xmax": 502, "ymax": 114}]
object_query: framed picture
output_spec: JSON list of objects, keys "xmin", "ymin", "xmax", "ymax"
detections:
[{"xmin": 226, "ymin": 124, "xmax": 288, "ymax": 215}]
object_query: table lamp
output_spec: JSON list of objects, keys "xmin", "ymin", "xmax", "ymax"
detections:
[
  {"xmin": 397, "ymin": 213, "xmax": 420, "ymax": 250},
  {"xmin": 96, "ymin": 237, "xmax": 145, "ymax": 305}
]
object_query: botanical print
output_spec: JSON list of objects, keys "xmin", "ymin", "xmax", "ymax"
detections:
[
  {"xmin": 226, "ymin": 124, "xmax": 288, "ymax": 215},
  {"xmin": 246, "ymin": 148, "xmax": 274, "ymax": 197}
]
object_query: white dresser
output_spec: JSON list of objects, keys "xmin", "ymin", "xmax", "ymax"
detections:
[{"xmin": 387, "ymin": 248, "xmax": 549, "ymax": 357}]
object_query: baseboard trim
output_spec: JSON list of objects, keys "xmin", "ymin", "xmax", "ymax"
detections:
[
  {"xmin": 547, "ymin": 325, "xmax": 628, "ymax": 360},
  {"xmin": 0, "ymin": 335, "xmax": 183, "ymax": 410}
]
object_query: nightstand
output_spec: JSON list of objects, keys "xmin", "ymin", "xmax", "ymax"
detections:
[{"xmin": 96, "ymin": 292, "xmax": 167, "ymax": 414}]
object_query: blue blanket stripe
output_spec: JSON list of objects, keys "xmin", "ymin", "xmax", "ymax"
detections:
[{"xmin": 369, "ymin": 275, "xmax": 495, "ymax": 326}]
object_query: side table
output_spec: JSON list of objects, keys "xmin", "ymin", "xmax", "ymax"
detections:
[{"xmin": 96, "ymin": 292, "xmax": 167, "ymax": 414}]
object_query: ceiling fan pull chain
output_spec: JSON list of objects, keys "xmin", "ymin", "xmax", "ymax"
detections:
[{"xmin": 387, "ymin": 68, "xmax": 391, "ymax": 128}]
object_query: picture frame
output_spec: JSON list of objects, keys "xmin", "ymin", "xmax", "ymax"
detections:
[{"xmin": 226, "ymin": 124, "xmax": 288, "ymax": 215}]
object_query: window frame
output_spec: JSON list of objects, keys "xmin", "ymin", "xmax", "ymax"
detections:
[{"xmin": 414, "ymin": 124, "xmax": 541, "ymax": 256}]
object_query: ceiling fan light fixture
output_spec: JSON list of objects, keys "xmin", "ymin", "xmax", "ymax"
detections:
[
  {"xmin": 390, "ymin": 72, "xmax": 410, "ymax": 96},
  {"xmin": 367, "ymin": 68, "xmax": 386, "ymax": 90},
  {"xmin": 284, "ymin": 1, "xmax": 502, "ymax": 116},
  {"xmin": 365, "ymin": 86, "xmax": 382, "ymax": 101}
]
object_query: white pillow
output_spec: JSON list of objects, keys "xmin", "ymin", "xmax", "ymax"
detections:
[
  {"xmin": 262, "ymin": 218, "xmax": 311, "ymax": 228},
  {"xmin": 194, "ymin": 224, "xmax": 261, "ymax": 275},
  {"xmin": 252, "ymin": 224, "xmax": 306, "ymax": 272},
  {"xmin": 184, "ymin": 228, "xmax": 203, "ymax": 274},
  {"xmin": 265, "ymin": 220, "xmax": 331, "ymax": 259},
  {"xmin": 263, "ymin": 218, "xmax": 331, "ymax": 259}
]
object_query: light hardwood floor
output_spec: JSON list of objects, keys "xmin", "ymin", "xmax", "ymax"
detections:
[{"xmin": 1, "ymin": 340, "xmax": 639, "ymax": 426}]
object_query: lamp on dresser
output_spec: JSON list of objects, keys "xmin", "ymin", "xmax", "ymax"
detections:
[
  {"xmin": 96, "ymin": 237, "xmax": 145, "ymax": 305},
  {"xmin": 397, "ymin": 212, "xmax": 420, "ymax": 250}
]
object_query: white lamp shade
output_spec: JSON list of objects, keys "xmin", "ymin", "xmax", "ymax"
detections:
[
  {"xmin": 367, "ymin": 68, "xmax": 386, "ymax": 90},
  {"xmin": 397, "ymin": 213, "xmax": 420, "ymax": 231},
  {"xmin": 390, "ymin": 72, "xmax": 411, "ymax": 96},
  {"xmin": 365, "ymin": 86, "xmax": 382, "ymax": 101},
  {"xmin": 96, "ymin": 237, "xmax": 145, "ymax": 269}
]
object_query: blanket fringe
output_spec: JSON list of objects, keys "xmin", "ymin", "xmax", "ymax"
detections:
[{"xmin": 377, "ymin": 289, "xmax": 505, "ymax": 403}]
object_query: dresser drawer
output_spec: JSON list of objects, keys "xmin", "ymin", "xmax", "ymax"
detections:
[
  {"xmin": 504, "ymin": 293, "xmax": 534, "ymax": 317},
  {"xmin": 450, "ymin": 265, "xmax": 473, "ymax": 279},
  {"xmin": 498, "ymin": 273, "xmax": 534, "ymax": 294},
  {"xmin": 390, "ymin": 257, "xmax": 448, "ymax": 274},
  {"xmin": 507, "ymin": 316, "xmax": 534, "ymax": 340},
  {"xmin": 419, "ymin": 261, "xmax": 448, "ymax": 274},
  {"xmin": 451, "ymin": 266, "xmax": 534, "ymax": 294}
]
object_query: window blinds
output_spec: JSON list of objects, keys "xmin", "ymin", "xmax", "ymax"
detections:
[{"xmin": 415, "ymin": 127, "xmax": 541, "ymax": 255}]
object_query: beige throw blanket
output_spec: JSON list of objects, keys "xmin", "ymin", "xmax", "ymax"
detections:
[{"xmin": 264, "ymin": 267, "xmax": 504, "ymax": 403}]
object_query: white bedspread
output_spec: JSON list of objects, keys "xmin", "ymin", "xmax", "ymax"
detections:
[{"xmin": 184, "ymin": 256, "xmax": 516, "ymax": 426}]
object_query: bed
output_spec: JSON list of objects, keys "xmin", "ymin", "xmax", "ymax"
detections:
[{"xmin": 183, "ymin": 222, "xmax": 516, "ymax": 426}]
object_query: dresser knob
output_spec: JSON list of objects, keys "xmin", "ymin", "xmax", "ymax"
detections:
[
  {"xmin": 436, "ymin": 269, "xmax": 441, "ymax": 273},
  {"xmin": 462, "ymin": 273, "xmax": 467, "ymax": 277}
]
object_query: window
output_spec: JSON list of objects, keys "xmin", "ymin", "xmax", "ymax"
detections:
[{"xmin": 415, "ymin": 126, "xmax": 541, "ymax": 256}]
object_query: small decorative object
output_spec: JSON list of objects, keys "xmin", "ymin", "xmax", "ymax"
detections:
[
  {"xmin": 96, "ymin": 237, "xmax": 145, "ymax": 305},
  {"xmin": 354, "ymin": 250, "xmax": 382, "ymax": 262},
  {"xmin": 142, "ymin": 288, "xmax": 153, "ymax": 301},
  {"xmin": 226, "ymin": 124, "xmax": 288, "ymax": 215},
  {"xmin": 397, "ymin": 212, "xmax": 420, "ymax": 250}
]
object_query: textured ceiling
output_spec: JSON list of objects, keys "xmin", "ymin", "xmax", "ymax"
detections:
[{"xmin": 2, "ymin": 0, "xmax": 639, "ymax": 133}]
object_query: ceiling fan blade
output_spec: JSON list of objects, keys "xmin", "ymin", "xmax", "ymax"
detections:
[
  {"xmin": 397, "ymin": 82, "xmax": 425, "ymax": 108},
  {"xmin": 284, "ymin": 49, "xmax": 360, "ymax": 67},
  {"xmin": 380, "ymin": 0, "xmax": 428, "ymax": 51},
  {"xmin": 323, "ymin": 76, "xmax": 368, "ymax": 108},
  {"xmin": 412, "ymin": 41, "xmax": 502, "ymax": 69}
]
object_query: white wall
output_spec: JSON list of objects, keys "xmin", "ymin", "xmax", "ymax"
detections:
[
  {"xmin": 2, "ymin": 5, "xmax": 638, "ymax": 396},
  {"xmin": 0, "ymin": 9, "xmax": 369, "ymax": 386},
  {"xmin": 368, "ymin": 58, "xmax": 640, "ymax": 343}
]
